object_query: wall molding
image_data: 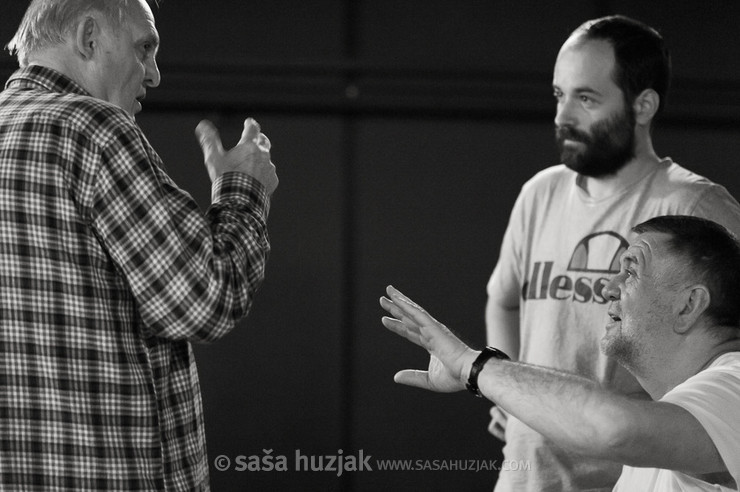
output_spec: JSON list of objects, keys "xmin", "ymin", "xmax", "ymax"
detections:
[{"xmin": 3, "ymin": 60, "xmax": 740, "ymax": 126}]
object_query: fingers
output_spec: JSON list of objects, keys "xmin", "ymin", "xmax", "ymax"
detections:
[
  {"xmin": 238, "ymin": 117, "xmax": 261, "ymax": 145},
  {"xmin": 255, "ymin": 133, "xmax": 271, "ymax": 151},
  {"xmin": 240, "ymin": 118, "xmax": 271, "ymax": 154},
  {"xmin": 380, "ymin": 313, "xmax": 424, "ymax": 348},
  {"xmin": 379, "ymin": 296, "xmax": 418, "ymax": 327},
  {"xmin": 386, "ymin": 285, "xmax": 419, "ymax": 309},
  {"xmin": 488, "ymin": 406, "xmax": 508, "ymax": 441},
  {"xmin": 195, "ymin": 119, "xmax": 225, "ymax": 161},
  {"xmin": 379, "ymin": 286, "xmax": 442, "ymax": 346},
  {"xmin": 488, "ymin": 421, "xmax": 507, "ymax": 441},
  {"xmin": 384, "ymin": 285, "xmax": 440, "ymax": 328}
]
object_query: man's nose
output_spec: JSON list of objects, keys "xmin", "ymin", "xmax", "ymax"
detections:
[
  {"xmin": 146, "ymin": 58, "xmax": 161, "ymax": 88},
  {"xmin": 554, "ymin": 96, "xmax": 577, "ymax": 128},
  {"xmin": 603, "ymin": 275, "xmax": 621, "ymax": 301}
]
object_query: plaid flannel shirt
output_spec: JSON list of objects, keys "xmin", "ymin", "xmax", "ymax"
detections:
[{"xmin": 0, "ymin": 65, "xmax": 271, "ymax": 490}]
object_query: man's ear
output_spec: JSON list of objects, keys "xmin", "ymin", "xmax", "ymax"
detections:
[
  {"xmin": 74, "ymin": 16, "xmax": 99, "ymax": 60},
  {"xmin": 674, "ymin": 285, "xmax": 711, "ymax": 334},
  {"xmin": 632, "ymin": 88, "xmax": 660, "ymax": 126}
]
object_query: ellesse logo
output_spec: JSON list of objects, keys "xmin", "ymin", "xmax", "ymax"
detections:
[{"xmin": 522, "ymin": 232, "xmax": 628, "ymax": 303}]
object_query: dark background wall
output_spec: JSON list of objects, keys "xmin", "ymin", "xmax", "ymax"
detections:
[{"xmin": 2, "ymin": 1, "xmax": 740, "ymax": 491}]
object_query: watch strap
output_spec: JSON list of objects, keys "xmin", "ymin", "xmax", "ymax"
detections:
[{"xmin": 465, "ymin": 346, "xmax": 510, "ymax": 397}]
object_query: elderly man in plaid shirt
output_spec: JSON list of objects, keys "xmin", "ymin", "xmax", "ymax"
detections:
[{"xmin": 0, "ymin": 0, "xmax": 278, "ymax": 490}]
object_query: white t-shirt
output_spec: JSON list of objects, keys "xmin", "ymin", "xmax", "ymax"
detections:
[
  {"xmin": 489, "ymin": 160, "xmax": 740, "ymax": 491},
  {"xmin": 613, "ymin": 352, "xmax": 740, "ymax": 491}
]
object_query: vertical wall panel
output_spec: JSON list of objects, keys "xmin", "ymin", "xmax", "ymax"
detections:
[{"xmin": 349, "ymin": 118, "xmax": 554, "ymax": 490}]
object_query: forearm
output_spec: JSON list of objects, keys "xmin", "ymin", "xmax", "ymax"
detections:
[
  {"xmin": 146, "ymin": 172, "xmax": 271, "ymax": 342},
  {"xmin": 207, "ymin": 171, "xmax": 271, "ymax": 292},
  {"xmin": 470, "ymin": 357, "xmax": 724, "ymax": 471},
  {"xmin": 195, "ymin": 172, "xmax": 272, "ymax": 337},
  {"xmin": 472, "ymin": 357, "xmax": 621, "ymax": 455},
  {"xmin": 96, "ymin": 161, "xmax": 271, "ymax": 342}
]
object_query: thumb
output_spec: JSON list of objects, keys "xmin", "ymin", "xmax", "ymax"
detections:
[
  {"xmin": 195, "ymin": 119, "xmax": 224, "ymax": 161},
  {"xmin": 394, "ymin": 370, "xmax": 431, "ymax": 390}
]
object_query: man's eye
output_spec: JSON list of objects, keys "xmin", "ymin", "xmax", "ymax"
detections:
[{"xmin": 139, "ymin": 44, "xmax": 154, "ymax": 61}]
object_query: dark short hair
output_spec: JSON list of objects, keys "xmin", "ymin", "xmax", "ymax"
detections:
[
  {"xmin": 574, "ymin": 15, "xmax": 671, "ymax": 116},
  {"xmin": 632, "ymin": 215, "xmax": 740, "ymax": 328}
]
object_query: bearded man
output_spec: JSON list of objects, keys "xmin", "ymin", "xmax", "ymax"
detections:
[{"xmin": 484, "ymin": 15, "xmax": 740, "ymax": 492}]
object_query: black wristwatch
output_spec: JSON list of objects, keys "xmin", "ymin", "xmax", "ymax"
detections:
[{"xmin": 465, "ymin": 346, "xmax": 510, "ymax": 397}]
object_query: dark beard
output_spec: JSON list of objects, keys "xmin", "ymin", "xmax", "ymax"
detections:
[{"xmin": 556, "ymin": 106, "xmax": 636, "ymax": 178}]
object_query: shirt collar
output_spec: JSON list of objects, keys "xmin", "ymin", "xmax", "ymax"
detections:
[{"xmin": 5, "ymin": 64, "xmax": 92, "ymax": 98}]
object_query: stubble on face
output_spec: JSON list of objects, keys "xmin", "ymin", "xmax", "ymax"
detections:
[
  {"xmin": 556, "ymin": 102, "xmax": 636, "ymax": 178},
  {"xmin": 601, "ymin": 331, "xmax": 642, "ymax": 373},
  {"xmin": 600, "ymin": 238, "xmax": 681, "ymax": 377}
]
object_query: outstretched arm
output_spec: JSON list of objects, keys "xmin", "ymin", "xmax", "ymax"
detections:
[{"xmin": 380, "ymin": 286, "xmax": 726, "ymax": 474}]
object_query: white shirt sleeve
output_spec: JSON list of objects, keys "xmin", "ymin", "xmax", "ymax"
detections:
[{"xmin": 661, "ymin": 352, "xmax": 740, "ymax": 487}]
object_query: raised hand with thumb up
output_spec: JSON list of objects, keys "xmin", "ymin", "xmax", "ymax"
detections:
[{"xmin": 195, "ymin": 118, "xmax": 278, "ymax": 195}]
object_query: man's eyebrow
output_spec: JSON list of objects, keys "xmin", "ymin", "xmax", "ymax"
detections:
[
  {"xmin": 146, "ymin": 31, "xmax": 160, "ymax": 46},
  {"xmin": 573, "ymin": 86, "xmax": 604, "ymax": 97},
  {"xmin": 551, "ymin": 83, "xmax": 603, "ymax": 96},
  {"xmin": 620, "ymin": 251, "xmax": 639, "ymax": 267}
]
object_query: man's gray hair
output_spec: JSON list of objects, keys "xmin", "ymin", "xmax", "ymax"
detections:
[{"xmin": 6, "ymin": 0, "xmax": 143, "ymax": 67}]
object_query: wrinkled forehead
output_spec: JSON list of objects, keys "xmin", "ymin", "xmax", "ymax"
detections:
[{"xmin": 624, "ymin": 231, "xmax": 675, "ymax": 271}]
